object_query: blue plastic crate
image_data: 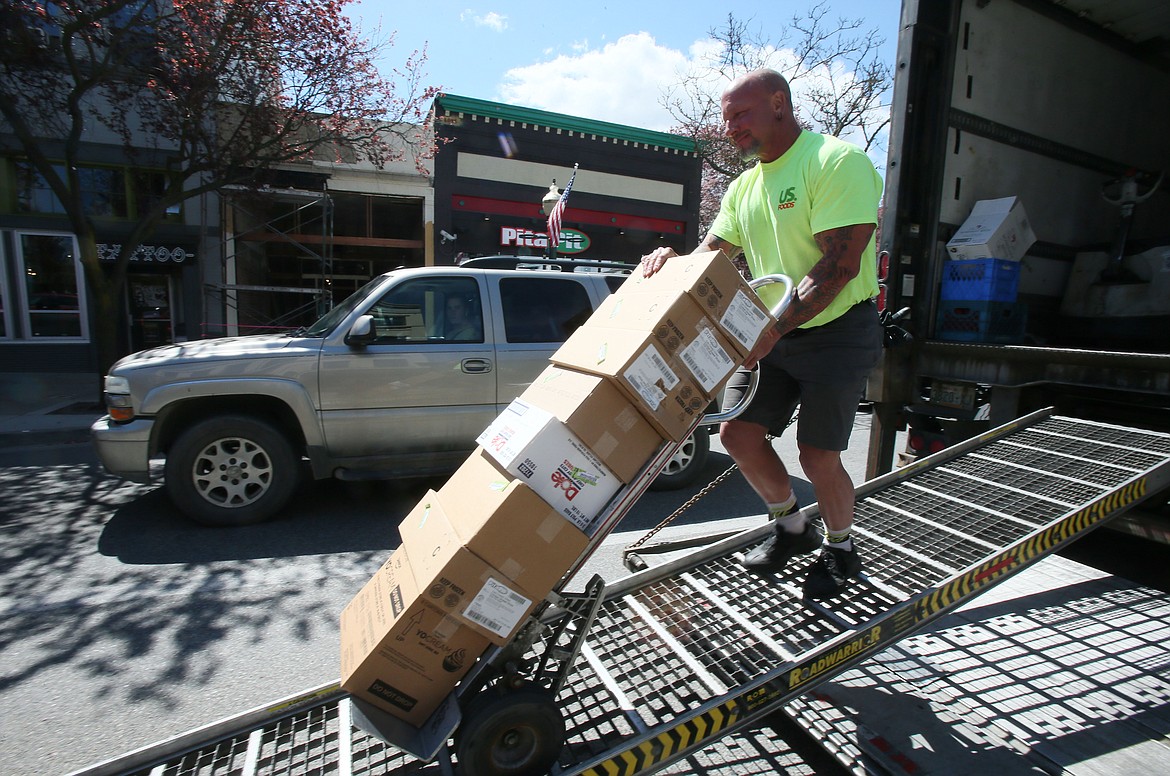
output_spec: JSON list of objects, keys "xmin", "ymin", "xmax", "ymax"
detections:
[
  {"xmin": 936, "ymin": 300, "xmax": 1027, "ymax": 344},
  {"xmin": 940, "ymin": 258, "xmax": 1020, "ymax": 302}
]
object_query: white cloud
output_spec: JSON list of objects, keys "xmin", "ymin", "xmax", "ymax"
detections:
[
  {"xmin": 460, "ymin": 9, "xmax": 508, "ymax": 31},
  {"xmin": 497, "ymin": 32, "xmax": 695, "ymax": 132},
  {"xmin": 476, "ymin": 11, "xmax": 508, "ymax": 31},
  {"xmin": 493, "ymin": 30, "xmax": 889, "ymax": 164}
]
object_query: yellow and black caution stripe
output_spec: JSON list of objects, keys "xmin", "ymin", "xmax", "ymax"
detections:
[
  {"xmin": 580, "ymin": 700, "xmax": 739, "ymax": 776},
  {"xmin": 904, "ymin": 476, "xmax": 1148, "ymax": 630}
]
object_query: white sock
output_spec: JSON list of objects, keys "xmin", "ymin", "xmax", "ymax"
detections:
[
  {"xmin": 826, "ymin": 527, "xmax": 853, "ymax": 551},
  {"xmin": 767, "ymin": 494, "xmax": 803, "ymax": 533}
]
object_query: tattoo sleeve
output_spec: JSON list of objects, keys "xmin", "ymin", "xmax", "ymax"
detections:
[{"xmin": 780, "ymin": 223, "xmax": 875, "ymax": 332}]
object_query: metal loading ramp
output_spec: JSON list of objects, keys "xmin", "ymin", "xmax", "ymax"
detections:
[
  {"xmin": 551, "ymin": 410, "xmax": 1170, "ymax": 775},
  {"xmin": 71, "ymin": 409, "xmax": 1170, "ymax": 776}
]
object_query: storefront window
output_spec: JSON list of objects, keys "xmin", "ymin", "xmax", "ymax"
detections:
[
  {"xmin": 131, "ymin": 170, "xmax": 182, "ymax": 219},
  {"xmin": 14, "ymin": 162, "xmax": 128, "ymax": 218},
  {"xmin": 18, "ymin": 232, "xmax": 87, "ymax": 339}
]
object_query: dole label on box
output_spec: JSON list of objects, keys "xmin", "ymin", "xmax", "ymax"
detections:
[
  {"xmin": 519, "ymin": 365, "xmax": 662, "ymax": 483},
  {"xmin": 476, "ymin": 399, "xmax": 620, "ymax": 533}
]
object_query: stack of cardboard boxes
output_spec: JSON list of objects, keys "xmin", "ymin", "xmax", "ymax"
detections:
[{"xmin": 340, "ymin": 250, "xmax": 775, "ymax": 726}]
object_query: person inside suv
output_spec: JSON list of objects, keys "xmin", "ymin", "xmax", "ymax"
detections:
[{"xmin": 445, "ymin": 295, "xmax": 482, "ymax": 341}]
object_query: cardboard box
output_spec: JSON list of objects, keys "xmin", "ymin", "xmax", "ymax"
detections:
[
  {"xmin": 588, "ymin": 290, "xmax": 741, "ymax": 393},
  {"xmin": 551, "ymin": 326, "xmax": 711, "ymax": 441},
  {"xmin": 520, "ymin": 364, "xmax": 663, "ymax": 483},
  {"xmin": 617, "ymin": 250, "xmax": 774, "ymax": 356},
  {"xmin": 476, "ymin": 399, "xmax": 622, "ymax": 531},
  {"xmin": 340, "ymin": 546, "xmax": 490, "ymax": 726},
  {"xmin": 438, "ymin": 449, "xmax": 590, "ymax": 587},
  {"xmin": 946, "ymin": 196, "xmax": 1037, "ymax": 261},
  {"xmin": 590, "ymin": 291, "xmax": 718, "ymax": 360},
  {"xmin": 398, "ymin": 496, "xmax": 538, "ymax": 645}
]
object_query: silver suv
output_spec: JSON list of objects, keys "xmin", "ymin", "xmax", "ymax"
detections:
[{"xmin": 92, "ymin": 259, "xmax": 711, "ymax": 525}]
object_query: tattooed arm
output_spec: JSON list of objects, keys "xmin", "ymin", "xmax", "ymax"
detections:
[
  {"xmin": 741, "ymin": 223, "xmax": 874, "ymax": 368},
  {"xmin": 779, "ymin": 223, "xmax": 874, "ymax": 335},
  {"xmin": 695, "ymin": 233, "xmax": 742, "ymax": 260}
]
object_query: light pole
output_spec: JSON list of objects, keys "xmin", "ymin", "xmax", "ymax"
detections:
[{"xmin": 540, "ymin": 180, "xmax": 560, "ymax": 261}]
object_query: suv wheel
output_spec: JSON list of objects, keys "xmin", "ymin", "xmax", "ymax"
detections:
[
  {"xmin": 165, "ymin": 415, "xmax": 300, "ymax": 526},
  {"xmin": 649, "ymin": 428, "xmax": 710, "ymax": 491}
]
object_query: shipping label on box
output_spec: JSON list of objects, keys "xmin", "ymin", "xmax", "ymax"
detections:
[
  {"xmin": 946, "ymin": 196, "xmax": 1037, "ymax": 261},
  {"xmin": 591, "ymin": 291, "xmax": 742, "ymax": 387},
  {"xmin": 398, "ymin": 497, "xmax": 537, "ymax": 644},
  {"xmin": 719, "ymin": 289, "xmax": 775, "ymax": 355},
  {"xmin": 520, "ymin": 364, "xmax": 663, "ymax": 483},
  {"xmin": 476, "ymin": 399, "xmax": 621, "ymax": 532},
  {"xmin": 439, "ymin": 450, "xmax": 590, "ymax": 590},
  {"xmin": 340, "ymin": 546, "xmax": 490, "ymax": 726},
  {"xmin": 615, "ymin": 250, "xmax": 774, "ymax": 355},
  {"xmin": 551, "ymin": 326, "xmax": 709, "ymax": 441},
  {"xmin": 622, "ymin": 341, "xmax": 680, "ymax": 408},
  {"xmin": 678, "ymin": 327, "xmax": 737, "ymax": 393}
]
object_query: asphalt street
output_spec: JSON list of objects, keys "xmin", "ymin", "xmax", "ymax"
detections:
[{"xmin": 0, "ymin": 418, "xmax": 877, "ymax": 775}]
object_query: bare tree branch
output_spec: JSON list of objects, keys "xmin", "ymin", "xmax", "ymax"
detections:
[{"xmin": 661, "ymin": 4, "xmax": 893, "ymax": 230}]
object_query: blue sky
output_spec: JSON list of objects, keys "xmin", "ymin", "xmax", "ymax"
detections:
[{"xmin": 348, "ymin": 0, "xmax": 903, "ymax": 138}]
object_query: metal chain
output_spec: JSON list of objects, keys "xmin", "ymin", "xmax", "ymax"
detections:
[
  {"xmin": 625, "ymin": 459, "xmax": 743, "ymax": 551},
  {"xmin": 626, "ymin": 411, "xmax": 798, "ymax": 552}
]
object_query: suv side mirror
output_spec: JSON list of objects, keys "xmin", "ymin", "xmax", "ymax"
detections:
[{"xmin": 345, "ymin": 315, "xmax": 376, "ymax": 347}]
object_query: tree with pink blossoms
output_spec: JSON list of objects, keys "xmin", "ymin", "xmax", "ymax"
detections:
[{"xmin": 0, "ymin": 0, "xmax": 439, "ymax": 375}]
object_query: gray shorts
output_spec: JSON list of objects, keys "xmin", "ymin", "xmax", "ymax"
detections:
[{"xmin": 721, "ymin": 299, "xmax": 882, "ymax": 451}]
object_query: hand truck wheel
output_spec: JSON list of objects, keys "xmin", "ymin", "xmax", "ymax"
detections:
[{"xmin": 454, "ymin": 682, "xmax": 565, "ymax": 776}]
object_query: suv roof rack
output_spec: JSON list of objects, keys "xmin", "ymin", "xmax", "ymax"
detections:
[{"xmin": 460, "ymin": 256, "xmax": 637, "ymax": 273}]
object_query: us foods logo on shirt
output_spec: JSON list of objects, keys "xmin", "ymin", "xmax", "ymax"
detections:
[{"xmin": 776, "ymin": 187, "xmax": 798, "ymax": 211}]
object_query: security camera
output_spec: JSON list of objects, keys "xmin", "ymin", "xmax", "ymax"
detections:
[{"xmin": 440, "ymin": 230, "xmax": 457, "ymax": 243}]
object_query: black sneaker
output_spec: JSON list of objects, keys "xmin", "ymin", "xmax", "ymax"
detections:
[
  {"xmin": 802, "ymin": 544, "xmax": 862, "ymax": 599},
  {"xmin": 741, "ymin": 521, "xmax": 821, "ymax": 573}
]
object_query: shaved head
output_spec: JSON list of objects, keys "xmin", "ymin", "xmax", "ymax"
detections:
[
  {"xmin": 721, "ymin": 69, "xmax": 799, "ymax": 162},
  {"xmin": 730, "ymin": 69, "xmax": 792, "ymax": 102}
]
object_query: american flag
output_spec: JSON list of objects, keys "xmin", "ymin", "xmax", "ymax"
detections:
[{"xmin": 547, "ymin": 164, "xmax": 578, "ymax": 249}]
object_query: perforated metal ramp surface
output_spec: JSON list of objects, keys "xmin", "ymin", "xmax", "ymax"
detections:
[
  {"xmin": 72, "ymin": 412, "xmax": 1170, "ymax": 776},
  {"xmin": 549, "ymin": 412, "xmax": 1170, "ymax": 775}
]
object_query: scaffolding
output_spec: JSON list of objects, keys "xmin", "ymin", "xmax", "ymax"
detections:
[{"xmin": 206, "ymin": 185, "xmax": 335, "ymax": 337}]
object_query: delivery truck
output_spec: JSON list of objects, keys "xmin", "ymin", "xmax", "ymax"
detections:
[{"xmin": 867, "ymin": 0, "xmax": 1170, "ymax": 541}]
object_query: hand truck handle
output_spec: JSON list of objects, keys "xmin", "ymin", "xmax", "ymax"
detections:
[{"xmin": 698, "ymin": 273, "xmax": 795, "ymax": 427}]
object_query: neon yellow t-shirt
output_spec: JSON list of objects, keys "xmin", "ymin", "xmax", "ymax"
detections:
[{"xmin": 710, "ymin": 131, "xmax": 883, "ymax": 327}]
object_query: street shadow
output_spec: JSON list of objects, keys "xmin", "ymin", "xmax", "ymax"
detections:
[
  {"xmin": 0, "ymin": 459, "xmax": 446, "ymax": 724},
  {"xmin": 97, "ymin": 472, "xmax": 447, "ymax": 564}
]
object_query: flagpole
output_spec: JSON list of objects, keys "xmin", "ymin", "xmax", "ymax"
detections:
[{"xmin": 546, "ymin": 163, "xmax": 578, "ymax": 262}]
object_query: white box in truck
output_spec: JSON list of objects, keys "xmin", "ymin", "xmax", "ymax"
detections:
[{"xmin": 945, "ymin": 196, "xmax": 1037, "ymax": 261}]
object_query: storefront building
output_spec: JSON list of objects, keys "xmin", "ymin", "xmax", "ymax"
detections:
[
  {"xmin": 215, "ymin": 151, "xmax": 432, "ymax": 336},
  {"xmin": 0, "ymin": 154, "xmax": 208, "ymax": 374},
  {"xmin": 431, "ymin": 95, "xmax": 701, "ymax": 266},
  {"xmin": 0, "ymin": 95, "xmax": 698, "ymax": 380}
]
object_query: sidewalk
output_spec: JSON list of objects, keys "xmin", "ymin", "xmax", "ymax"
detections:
[{"xmin": 0, "ymin": 372, "xmax": 104, "ymax": 448}]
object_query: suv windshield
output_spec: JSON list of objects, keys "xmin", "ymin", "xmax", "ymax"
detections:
[{"xmin": 302, "ymin": 275, "xmax": 387, "ymax": 337}]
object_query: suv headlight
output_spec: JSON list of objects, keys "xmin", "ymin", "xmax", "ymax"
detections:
[
  {"xmin": 103, "ymin": 375, "xmax": 135, "ymax": 421},
  {"xmin": 104, "ymin": 375, "xmax": 130, "ymax": 394}
]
